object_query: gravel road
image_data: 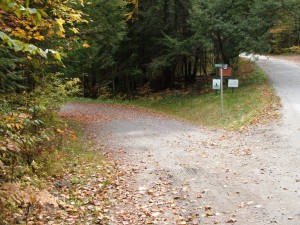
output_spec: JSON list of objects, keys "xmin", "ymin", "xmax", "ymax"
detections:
[
  {"xmin": 61, "ymin": 57, "xmax": 300, "ymax": 225},
  {"xmin": 256, "ymin": 57, "xmax": 300, "ymax": 150}
]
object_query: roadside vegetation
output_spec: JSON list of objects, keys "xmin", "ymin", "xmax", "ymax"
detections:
[
  {"xmin": 1, "ymin": 119, "xmax": 120, "ymax": 224},
  {"xmin": 137, "ymin": 60, "xmax": 280, "ymax": 130},
  {"xmin": 82, "ymin": 59, "xmax": 280, "ymax": 130}
]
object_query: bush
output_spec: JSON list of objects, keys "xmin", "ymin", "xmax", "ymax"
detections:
[
  {"xmin": 283, "ymin": 45, "xmax": 300, "ymax": 54},
  {"xmin": 0, "ymin": 74, "xmax": 80, "ymax": 181}
]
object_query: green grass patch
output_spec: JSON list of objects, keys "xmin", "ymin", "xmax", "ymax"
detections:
[
  {"xmin": 135, "ymin": 65, "xmax": 279, "ymax": 129},
  {"xmin": 37, "ymin": 121, "xmax": 104, "ymax": 179}
]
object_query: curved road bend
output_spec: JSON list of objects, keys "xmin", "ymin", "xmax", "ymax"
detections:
[{"xmin": 256, "ymin": 57, "xmax": 300, "ymax": 148}]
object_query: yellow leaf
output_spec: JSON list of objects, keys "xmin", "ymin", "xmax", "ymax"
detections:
[
  {"xmin": 12, "ymin": 27, "xmax": 27, "ymax": 39},
  {"xmin": 69, "ymin": 27, "xmax": 79, "ymax": 34},
  {"xmin": 15, "ymin": 123, "xmax": 24, "ymax": 130},
  {"xmin": 82, "ymin": 43, "xmax": 90, "ymax": 48},
  {"xmin": 56, "ymin": 31, "xmax": 65, "ymax": 38},
  {"xmin": 56, "ymin": 18, "xmax": 65, "ymax": 32},
  {"xmin": 33, "ymin": 32, "xmax": 45, "ymax": 41},
  {"xmin": 56, "ymin": 128, "xmax": 64, "ymax": 133},
  {"xmin": 47, "ymin": 29, "xmax": 55, "ymax": 37},
  {"xmin": 53, "ymin": 52, "xmax": 61, "ymax": 61}
]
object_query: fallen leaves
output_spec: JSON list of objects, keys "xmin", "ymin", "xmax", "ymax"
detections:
[
  {"xmin": 59, "ymin": 103, "xmax": 164, "ymax": 125},
  {"xmin": 1, "ymin": 157, "xmax": 121, "ymax": 225},
  {"xmin": 55, "ymin": 102, "xmax": 293, "ymax": 225}
]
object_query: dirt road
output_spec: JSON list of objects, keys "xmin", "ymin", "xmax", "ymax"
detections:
[
  {"xmin": 256, "ymin": 57, "xmax": 300, "ymax": 149},
  {"xmin": 61, "ymin": 57, "xmax": 300, "ymax": 225}
]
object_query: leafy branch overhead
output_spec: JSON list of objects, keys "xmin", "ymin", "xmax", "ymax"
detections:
[
  {"xmin": 0, "ymin": 31, "xmax": 61, "ymax": 60},
  {"xmin": 0, "ymin": 0, "xmax": 88, "ymax": 59}
]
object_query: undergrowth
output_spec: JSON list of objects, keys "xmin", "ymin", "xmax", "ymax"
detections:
[{"xmin": 0, "ymin": 120, "xmax": 110, "ymax": 224}]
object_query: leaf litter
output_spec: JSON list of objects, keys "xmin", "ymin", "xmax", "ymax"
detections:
[{"xmin": 28, "ymin": 101, "xmax": 300, "ymax": 225}]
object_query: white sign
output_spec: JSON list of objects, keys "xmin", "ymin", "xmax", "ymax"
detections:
[
  {"xmin": 212, "ymin": 79, "xmax": 221, "ymax": 89},
  {"xmin": 228, "ymin": 79, "xmax": 239, "ymax": 88}
]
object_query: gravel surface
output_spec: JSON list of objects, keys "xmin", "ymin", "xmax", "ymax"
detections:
[{"xmin": 60, "ymin": 56, "xmax": 300, "ymax": 225}]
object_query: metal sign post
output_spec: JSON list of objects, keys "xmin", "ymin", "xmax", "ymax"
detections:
[
  {"xmin": 220, "ymin": 68, "xmax": 224, "ymax": 116},
  {"xmin": 213, "ymin": 64, "xmax": 239, "ymax": 116},
  {"xmin": 215, "ymin": 64, "xmax": 228, "ymax": 116}
]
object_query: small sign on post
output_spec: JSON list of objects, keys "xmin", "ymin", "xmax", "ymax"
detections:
[
  {"xmin": 213, "ymin": 64, "xmax": 239, "ymax": 116},
  {"xmin": 215, "ymin": 64, "xmax": 228, "ymax": 68},
  {"xmin": 212, "ymin": 79, "xmax": 221, "ymax": 89},
  {"xmin": 228, "ymin": 79, "xmax": 239, "ymax": 88}
]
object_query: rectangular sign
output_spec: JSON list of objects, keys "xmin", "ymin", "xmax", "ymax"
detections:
[
  {"xmin": 212, "ymin": 79, "xmax": 221, "ymax": 89},
  {"xmin": 219, "ymin": 67, "xmax": 232, "ymax": 77},
  {"xmin": 228, "ymin": 79, "xmax": 239, "ymax": 88},
  {"xmin": 215, "ymin": 64, "xmax": 228, "ymax": 68}
]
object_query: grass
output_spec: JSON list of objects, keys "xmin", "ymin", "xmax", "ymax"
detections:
[
  {"xmin": 79, "ymin": 59, "xmax": 280, "ymax": 130},
  {"xmin": 37, "ymin": 121, "xmax": 104, "ymax": 179},
  {"xmin": 130, "ymin": 86, "xmax": 277, "ymax": 130}
]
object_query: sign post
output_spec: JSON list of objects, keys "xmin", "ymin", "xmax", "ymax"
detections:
[
  {"xmin": 220, "ymin": 68, "xmax": 224, "ymax": 116},
  {"xmin": 215, "ymin": 64, "xmax": 228, "ymax": 116}
]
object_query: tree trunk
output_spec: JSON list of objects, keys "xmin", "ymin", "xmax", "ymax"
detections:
[
  {"xmin": 188, "ymin": 59, "xmax": 192, "ymax": 82},
  {"xmin": 217, "ymin": 33, "xmax": 229, "ymax": 64},
  {"xmin": 192, "ymin": 56, "xmax": 199, "ymax": 80},
  {"xmin": 184, "ymin": 57, "xmax": 188, "ymax": 82}
]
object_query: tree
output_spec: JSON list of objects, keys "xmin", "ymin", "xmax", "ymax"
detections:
[
  {"xmin": 0, "ymin": 0, "xmax": 88, "ymax": 91},
  {"xmin": 114, "ymin": 0, "xmax": 196, "ymax": 91},
  {"xmin": 189, "ymin": 0, "xmax": 282, "ymax": 64},
  {"xmin": 0, "ymin": 0, "xmax": 83, "ymax": 183},
  {"xmin": 113, "ymin": 0, "xmax": 283, "ymax": 92},
  {"xmin": 63, "ymin": 0, "xmax": 128, "ymax": 97},
  {"xmin": 268, "ymin": 0, "xmax": 300, "ymax": 52}
]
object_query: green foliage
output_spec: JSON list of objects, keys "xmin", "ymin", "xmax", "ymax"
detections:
[
  {"xmin": 72, "ymin": 0, "xmax": 288, "ymax": 95},
  {"xmin": 0, "ymin": 75, "xmax": 80, "ymax": 182},
  {"xmin": 56, "ymin": 0, "xmax": 300, "ymax": 96},
  {"xmin": 63, "ymin": 0, "xmax": 127, "ymax": 97},
  {"xmin": 0, "ymin": 0, "xmax": 85, "ymax": 221},
  {"xmin": 190, "ymin": 0, "xmax": 282, "ymax": 62},
  {"xmin": 268, "ymin": 0, "xmax": 300, "ymax": 53},
  {"xmin": 0, "ymin": 47, "xmax": 24, "ymax": 92},
  {"xmin": 283, "ymin": 45, "xmax": 300, "ymax": 54},
  {"xmin": 0, "ymin": 31, "xmax": 61, "ymax": 60}
]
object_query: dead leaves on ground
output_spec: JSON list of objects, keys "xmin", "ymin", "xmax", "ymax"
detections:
[
  {"xmin": 59, "ymin": 103, "xmax": 163, "ymax": 125},
  {"xmin": 1, "ymin": 158, "xmax": 120, "ymax": 225},
  {"xmin": 1, "ymin": 150, "xmax": 247, "ymax": 224}
]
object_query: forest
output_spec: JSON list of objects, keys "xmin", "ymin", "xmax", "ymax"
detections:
[
  {"xmin": 1, "ymin": 0, "xmax": 300, "ymax": 97},
  {"xmin": 0, "ymin": 0, "xmax": 300, "ymax": 223}
]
